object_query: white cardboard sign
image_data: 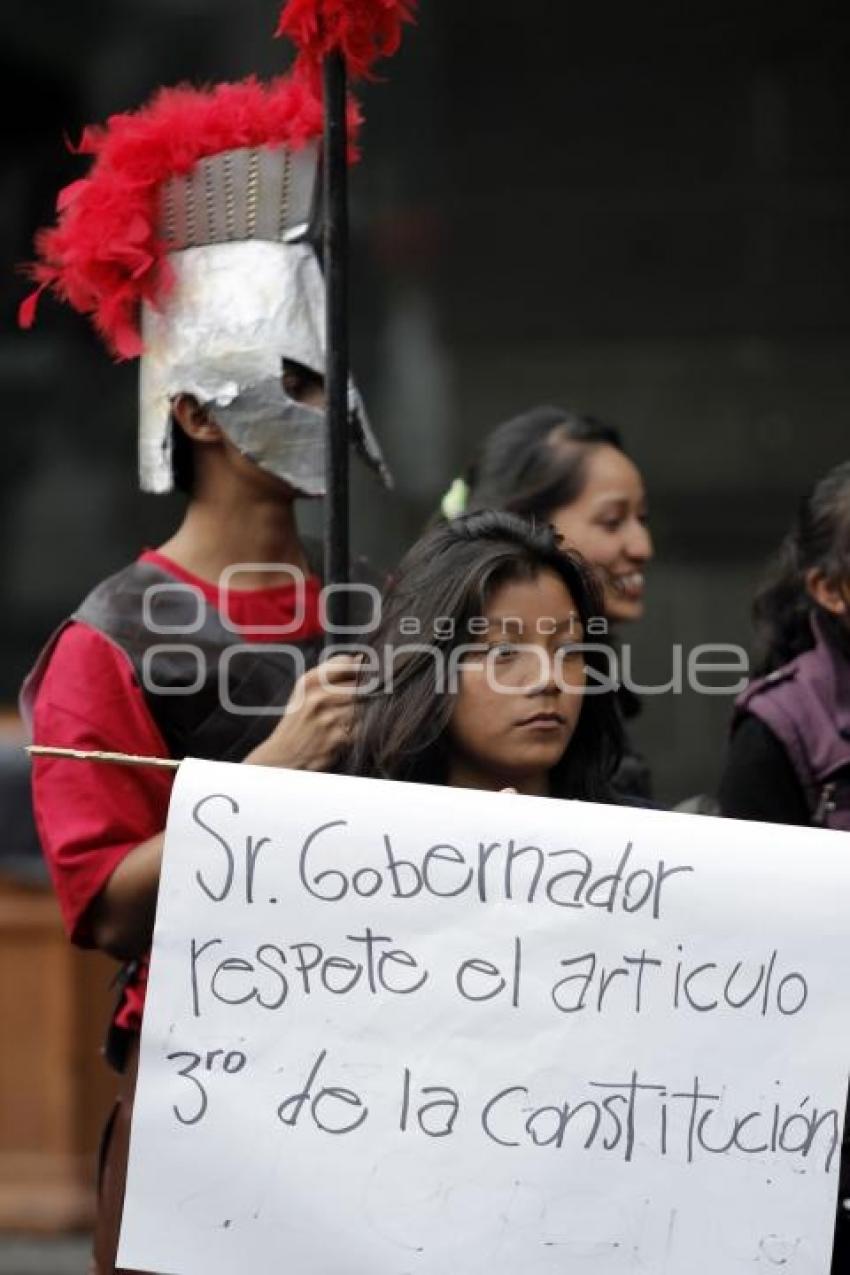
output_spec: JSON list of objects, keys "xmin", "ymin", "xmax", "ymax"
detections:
[{"xmin": 120, "ymin": 759, "xmax": 850, "ymax": 1274}]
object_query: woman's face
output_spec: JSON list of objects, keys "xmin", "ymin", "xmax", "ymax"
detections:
[
  {"xmin": 448, "ymin": 570, "xmax": 586, "ymax": 796},
  {"xmin": 549, "ymin": 444, "xmax": 652, "ymax": 624}
]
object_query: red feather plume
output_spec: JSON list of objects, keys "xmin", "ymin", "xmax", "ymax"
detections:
[
  {"xmin": 19, "ymin": 75, "xmax": 359, "ymax": 360},
  {"xmin": 276, "ymin": 0, "xmax": 416, "ymax": 84}
]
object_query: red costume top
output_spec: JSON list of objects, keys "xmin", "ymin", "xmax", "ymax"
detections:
[{"xmin": 31, "ymin": 549, "xmax": 323, "ymax": 1030}]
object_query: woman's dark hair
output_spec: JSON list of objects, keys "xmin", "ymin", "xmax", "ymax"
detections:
[
  {"xmin": 752, "ymin": 460, "xmax": 850, "ymax": 675},
  {"xmin": 347, "ymin": 511, "xmax": 623, "ymax": 800},
  {"xmin": 460, "ymin": 407, "xmax": 625, "ymax": 523}
]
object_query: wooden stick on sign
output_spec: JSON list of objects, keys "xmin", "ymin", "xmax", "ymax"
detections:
[{"xmin": 27, "ymin": 745, "xmax": 181, "ymax": 770}]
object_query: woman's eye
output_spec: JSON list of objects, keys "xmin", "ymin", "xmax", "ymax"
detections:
[
  {"xmin": 597, "ymin": 517, "xmax": 624, "ymax": 533},
  {"xmin": 557, "ymin": 642, "xmax": 583, "ymax": 661},
  {"xmin": 490, "ymin": 642, "xmax": 519, "ymax": 660}
]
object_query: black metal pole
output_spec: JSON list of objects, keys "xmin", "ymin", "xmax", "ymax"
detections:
[{"xmin": 322, "ymin": 49, "xmax": 350, "ymax": 635}]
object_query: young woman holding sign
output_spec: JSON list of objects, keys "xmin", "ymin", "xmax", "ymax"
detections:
[{"xmin": 348, "ymin": 511, "xmax": 624, "ymax": 802}]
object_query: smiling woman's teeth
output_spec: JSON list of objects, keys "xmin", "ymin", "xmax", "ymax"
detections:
[{"xmin": 613, "ymin": 572, "xmax": 644, "ymax": 592}]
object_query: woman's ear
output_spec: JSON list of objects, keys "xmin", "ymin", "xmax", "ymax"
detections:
[
  {"xmin": 804, "ymin": 567, "xmax": 848, "ymax": 616},
  {"xmin": 171, "ymin": 394, "xmax": 222, "ymax": 444}
]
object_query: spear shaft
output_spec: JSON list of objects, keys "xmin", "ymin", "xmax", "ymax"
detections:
[
  {"xmin": 27, "ymin": 745, "xmax": 180, "ymax": 770},
  {"xmin": 322, "ymin": 49, "xmax": 350, "ymax": 635}
]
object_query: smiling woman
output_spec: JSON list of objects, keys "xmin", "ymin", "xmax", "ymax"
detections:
[{"xmin": 450, "ymin": 409, "xmax": 652, "ymax": 624}]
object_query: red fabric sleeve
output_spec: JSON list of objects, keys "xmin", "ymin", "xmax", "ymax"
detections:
[{"xmin": 31, "ymin": 621, "xmax": 174, "ymax": 947}]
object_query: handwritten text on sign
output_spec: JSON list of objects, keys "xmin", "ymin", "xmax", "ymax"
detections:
[{"xmin": 120, "ymin": 760, "xmax": 850, "ymax": 1274}]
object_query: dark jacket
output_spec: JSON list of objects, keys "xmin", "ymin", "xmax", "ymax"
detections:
[{"xmin": 723, "ymin": 616, "xmax": 850, "ymax": 831}]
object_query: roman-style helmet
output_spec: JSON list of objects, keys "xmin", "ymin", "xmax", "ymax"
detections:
[{"xmin": 19, "ymin": 75, "xmax": 389, "ymax": 495}]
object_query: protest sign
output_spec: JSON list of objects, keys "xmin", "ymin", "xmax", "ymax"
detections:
[{"xmin": 119, "ymin": 758, "xmax": 850, "ymax": 1274}]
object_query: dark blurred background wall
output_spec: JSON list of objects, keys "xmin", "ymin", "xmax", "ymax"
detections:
[{"xmin": 2, "ymin": 0, "xmax": 849, "ymax": 804}]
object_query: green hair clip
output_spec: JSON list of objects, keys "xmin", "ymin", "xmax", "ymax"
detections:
[{"xmin": 440, "ymin": 477, "xmax": 469, "ymax": 519}]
